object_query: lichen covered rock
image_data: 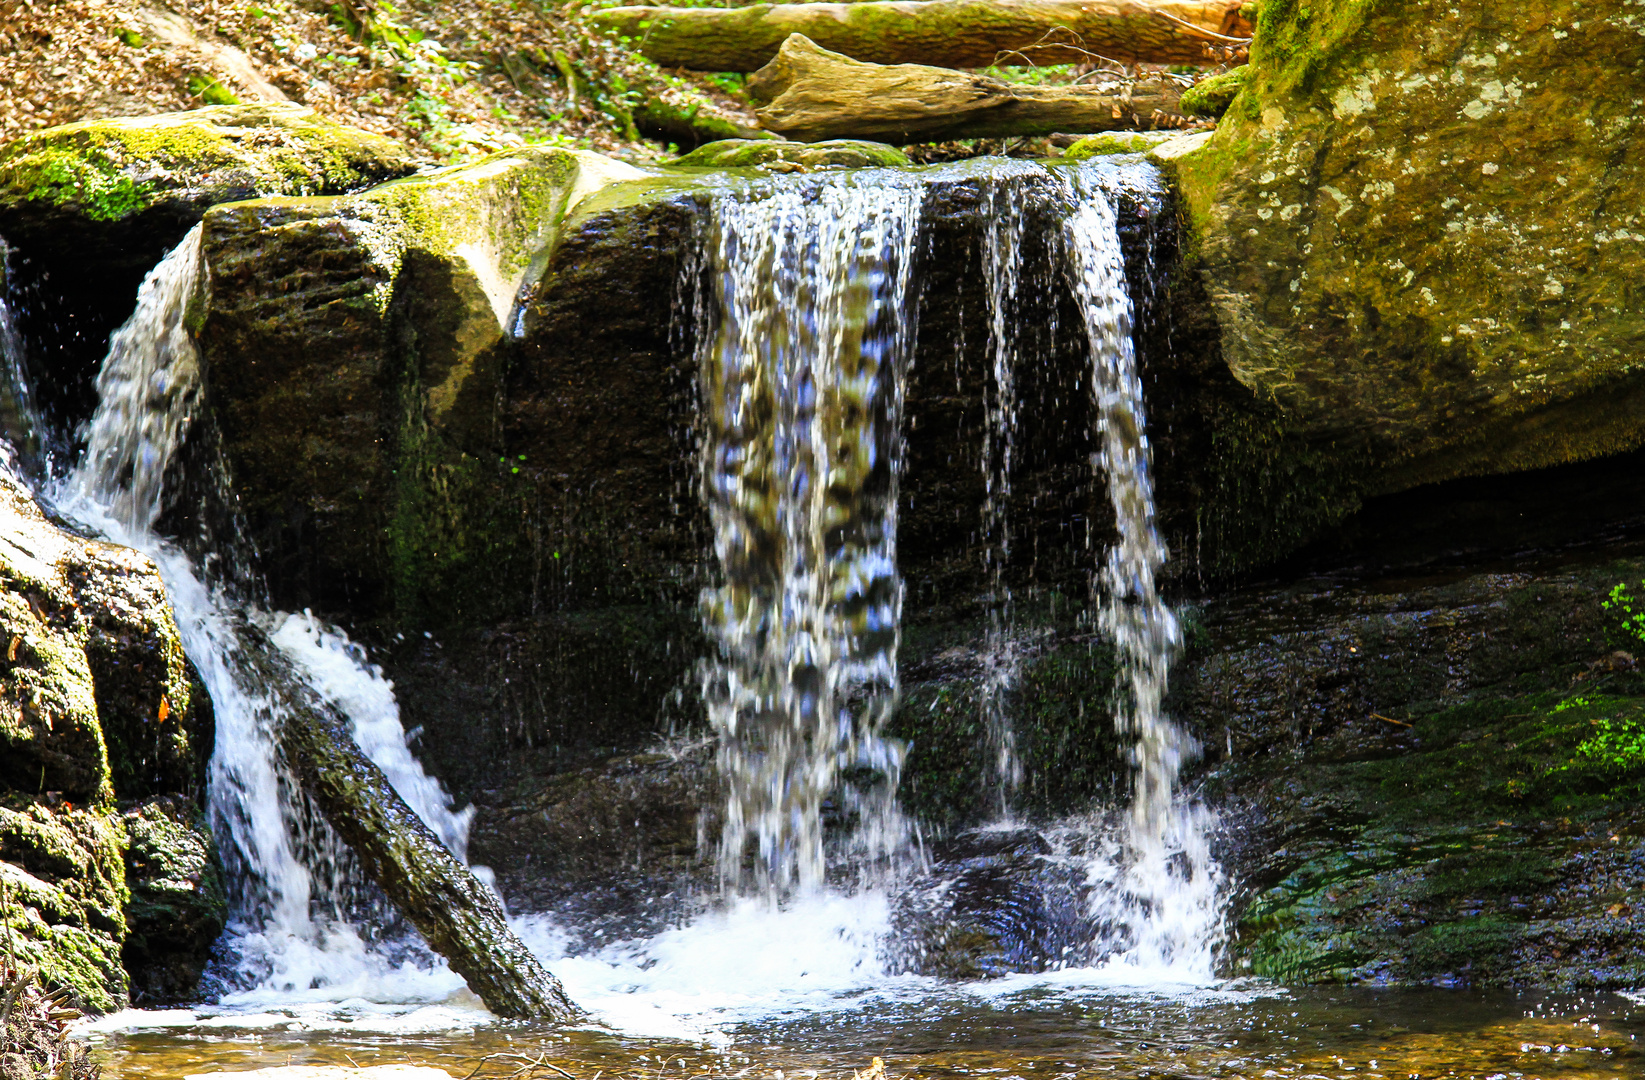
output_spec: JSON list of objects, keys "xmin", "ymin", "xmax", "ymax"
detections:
[{"xmin": 1158, "ymin": 0, "xmax": 1645, "ymax": 494}]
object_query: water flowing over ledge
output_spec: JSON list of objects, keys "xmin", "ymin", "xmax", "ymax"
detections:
[{"xmin": 3, "ymin": 153, "xmax": 1228, "ymax": 1040}]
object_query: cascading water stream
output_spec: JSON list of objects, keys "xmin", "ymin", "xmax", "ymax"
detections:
[
  {"xmin": 976, "ymin": 161, "xmax": 1037, "ymax": 810},
  {"xmin": 46, "ymin": 225, "xmax": 477, "ymax": 1002},
  {"xmin": 696, "ymin": 170, "xmax": 921, "ymax": 898},
  {"xmin": 2, "ymin": 154, "xmax": 1222, "ymax": 1042},
  {"xmin": 693, "ymin": 158, "xmax": 1222, "ymax": 974},
  {"xmin": 1060, "ymin": 165, "xmax": 1222, "ymax": 972}
]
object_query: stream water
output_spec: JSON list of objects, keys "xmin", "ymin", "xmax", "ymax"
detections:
[{"xmin": 3, "ymin": 157, "xmax": 1644, "ymax": 1080}]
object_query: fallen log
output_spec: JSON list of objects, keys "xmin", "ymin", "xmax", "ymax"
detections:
[
  {"xmin": 749, "ymin": 35, "xmax": 1194, "ymax": 143},
  {"xmin": 590, "ymin": 0, "xmax": 1251, "ymax": 72},
  {"xmin": 248, "ymin": 627, "xmax": 582, "ymax": 1022}
]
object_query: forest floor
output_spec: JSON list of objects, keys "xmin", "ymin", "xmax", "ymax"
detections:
[
  {"xmin": 0, "ymin": 0, "xmax": 1222, "ymax": 164},
  {"xmin": 0, "ymin": 0, "xmax": 758, "ymax": 164}
]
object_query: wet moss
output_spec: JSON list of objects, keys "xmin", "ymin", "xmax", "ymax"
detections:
[
  {"xmin": 1231, "ymin": 683, "xmax": 1645, "ymax": 986},
  {"xmin": 1193, "ymin": 403, "xmax": 1367, "ymax": 577},
  {"xmin": 1063, "ymin": 132, "xmax": 1178, "ymax": 160},
  {"xmin": 671, "ymin": 139, "xmax": 910, "ymax": 170},
  {"xmin": 121, "ymin": 797, "xmax": 226, "ymax": 1004},
  {"xmin": 1179, "ymin": 66, "xmax": 1248, "ymax": 119},
  {"xmin": 0, "ymin": 796, "xmax": 129, "ymax": 1012},
  {"xmin": 892, "ymin": 608, "xmax": 1127, "ymax": 828}
]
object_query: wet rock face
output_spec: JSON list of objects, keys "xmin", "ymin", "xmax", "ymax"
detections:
[
  {"xmin": 468, "ymin": 748, "xmax": 716, "ymax": 951},
  {"xmin": 0, "ymin": 467, "xmax": 212, "ymax": 1011},
  {"xmin": 1187, "ymin": 541, "xmax": 1645, "ymax": 989},
  {"xmin": 0, "ymin": 103, "xmax": 417, "ymax": 431},
  {"xmin": 120, "ymin": 796, "xmax": 226, "ymax": 1005},
  {"xmin": 1161, "ymin": 0, "xmax": 1645, "ymax": 492},
  {"xmin": 885, "ymin": 828, "xmax": 1098, "ymax": 979}
]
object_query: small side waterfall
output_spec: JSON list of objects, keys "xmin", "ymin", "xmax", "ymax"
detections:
[
  {"xmin": 1061, "ymin": 165, "xmax": 1221, "ymax": 971},
  {"xmin": 976, "ymin": 161, "xmax": 1038, "ymax": 809},
  {"xmin": 50, "ymin": 227, "xmax": 478, "ymax": 1000},
  {"xmin": 696, "ymin": 170, "xmax": 921, "ymax": 896}
]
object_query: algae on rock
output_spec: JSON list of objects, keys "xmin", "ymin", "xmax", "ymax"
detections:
[
  {"xmin": 671, "ymin": 138, "xmax": 910, "ymax": 170},
  {"xmin": 1155, "ymin": 0, "xmax": 1645, "ymax": 498},
  {"xmin": 0, "ymin": 466, "xmax": 211, "ymax": 1012},
  {"xmin": 0, "ymin": 104, "xmax": 422, "ymax": 434}
]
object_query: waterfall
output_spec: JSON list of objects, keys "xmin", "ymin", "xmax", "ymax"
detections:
[
  {"xmin": 49, "ymin": 227, "xmax": 475, "ymax": 1001},
  {"xmin": 976, "ymin": 161, "xmax": 1038, "ymax": 810},
  {"xmin": 692, "ymin": 161, "xmax": 1223, "ymax": 966},
  {"xmin": 0, "ymin": 279, "xmax": 46, "ymax": 473},
  {"xmin": 1060, "ymin": 163, "xmax": 1222, "ymax": 971},
  {"xmin": 696, "ymin": 170, "xmax": 921, "ymax": 897}
]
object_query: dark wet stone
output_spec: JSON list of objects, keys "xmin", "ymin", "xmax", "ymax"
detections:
[{"xmin": 121, "ymin": 795, "xmax": 226, "ymax": 1005}]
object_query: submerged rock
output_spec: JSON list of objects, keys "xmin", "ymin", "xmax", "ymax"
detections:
[
  {"xmin": 671, "ymin": 138, "xmax": 911, "ymax": 170},
  {"xmin": 0, "ymin": 465, "xmax": 211, "ymax": 1011},
  {"xmin": 1159, "ymin": 0, "xmax": 1645, "ymax": 495},
  {"xmin": 885, "ymin": 828, "xmax": 1097, "ymax": 978}
]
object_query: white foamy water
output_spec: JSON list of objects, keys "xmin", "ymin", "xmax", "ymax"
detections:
[{"xmin": 269, "ymin": 612, "xmax": 475, "ymax": 864}]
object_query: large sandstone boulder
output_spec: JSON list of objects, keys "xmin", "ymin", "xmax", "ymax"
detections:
[
  {"xmin": 196, "ymin": 145, "xmax": 644, "ymax": 621},
  {"xmin": 0, "ymin": 467, "xmax": 214, "ymax": 1011},
  {"xmin": 1156, "ymin": 0, "xmax": 1645, "ymax": 494}
]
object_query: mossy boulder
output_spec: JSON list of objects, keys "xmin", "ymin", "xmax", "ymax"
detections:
[
  {"xmin": 1156, "ymin": 0, "xmax": 1645, "ymax": 495},
  {"xmin": 0, "ymin": 465, "xmax": 211, "ymax": 1012},
  {"xmin": 671, "ymin": 138, "xmax": 910, "ymax": 170},
  {"xmin": 1178, "ymin": 65, "xmax": 1247, "ymax": 118},
  {"xmin": 1061, "ymin": 131, "xmax": 1180, "ymax": 159},
  {"xmin": 0, "ymin": 103, "xmax": 419, "ymax": 432},
  {"xmin": 0, "ymin": 103, "xmax": 414, "ymax": 230},
  {"xmin": 196, "ymin": 145, "xmax": 646, "ymax": 624},
  {"xmin": 120, "ymin": 796, "xmax": 226, "ymax": 1005},
  {"xmin": 0, "ymin": 795, "xmax": 128, "ymax": 1013}
]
